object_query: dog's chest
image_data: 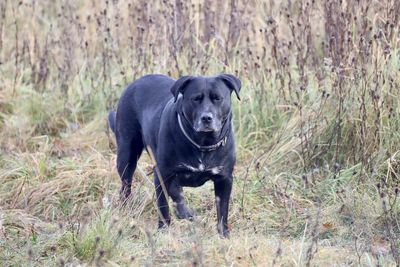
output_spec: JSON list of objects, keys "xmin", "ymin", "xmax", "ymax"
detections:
[
  {"xmin": 179, "ymin": 162, "xmax": 223, "ymax": 175},
  {"xmin": 174, "ymin": 161, "xmax": 224, "ymax": 187}
]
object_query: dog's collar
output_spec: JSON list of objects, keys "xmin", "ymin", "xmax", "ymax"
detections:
[{"xmin": 177, "ymin": 113, "xmax": 228, "ymax": 152}]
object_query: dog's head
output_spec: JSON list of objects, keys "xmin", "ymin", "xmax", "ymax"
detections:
[{"xmin": 171, "ymin": 74, "xmax": 241, "ymax": 133}]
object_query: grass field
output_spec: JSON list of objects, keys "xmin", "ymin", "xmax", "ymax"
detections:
[{"xmin": 0, "ymin": 0, "xmax": 399, "ymax": 266}]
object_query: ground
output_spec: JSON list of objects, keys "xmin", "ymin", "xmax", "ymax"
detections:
[{"xmin": 0, "ymin": 0, "xmax": 399, "ymax": 266}]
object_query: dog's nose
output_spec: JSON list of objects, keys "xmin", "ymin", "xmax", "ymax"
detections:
[{"xmin": 201, "ymin": 114, "xmax": 213, "ymax": 123}]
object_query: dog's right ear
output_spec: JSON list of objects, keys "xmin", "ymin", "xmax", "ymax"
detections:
[{"xmin": 170, "ymin": 76, "xmax": 194, "ymax": 102}]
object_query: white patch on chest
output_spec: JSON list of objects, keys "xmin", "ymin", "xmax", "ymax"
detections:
[
  {"xmin": 199, "ymin": 164, "xmax": 205, "ymax": 171},
  {"xmin": 179, "ymin": 163, "xmax": 224, "ymax": 175},
  {"xmin": 211, "ymin": 166, "xmax": 223, "ymax": 174},
  {"xmin": 180, "ymin": 163, "xmax": 203, "ymax": 172}
]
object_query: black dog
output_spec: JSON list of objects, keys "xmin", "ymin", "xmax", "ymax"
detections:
[{"xmin": 108, "ymin": 74, "xmax": 241, "ymax": 237}]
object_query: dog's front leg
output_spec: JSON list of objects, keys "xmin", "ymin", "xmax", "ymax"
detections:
[
  {"xmin": 154, "ymin": 173, "xmax": 171, "ymax": 228},
  {"xmin": 168, "ymin": 179, "xmax": 193, "ymax": 220},
  {"xmin": 214, "ymin": 177, "xmax": 232, "ymax": 237}
]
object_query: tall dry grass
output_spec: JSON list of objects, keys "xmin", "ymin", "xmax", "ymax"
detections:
[{"xmin": 0, "ymin": 0, "xmax": 399, "ymax": 266}]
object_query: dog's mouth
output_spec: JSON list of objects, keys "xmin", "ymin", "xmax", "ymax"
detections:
[
  {"xmin": 195, "ymin": 127, "xmax": 216, "ymax": 133},
  {"xmin": 194, "ymin": 123, "xmax": 222, "ymax": 133},
  {"xmin": 192, "ymin": 117, "xmax": 222, "ymax": 133}
]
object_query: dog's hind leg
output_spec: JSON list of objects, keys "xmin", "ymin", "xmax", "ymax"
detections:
[
  {"xmin": 116, "ymin": 134, "xmax": 143, "ymax": 200},
  {"xmin": 108, "ymin": 110, "xmax": 116, "ymax": 133},
  {"xmin": 154, "ymin": 172, "xmax": 171, "ymax": 228}
]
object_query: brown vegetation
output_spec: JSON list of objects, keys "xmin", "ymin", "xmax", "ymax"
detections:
[{"xmin": 0, "ymin": 0, "xmax": 399, "ymax": 266}]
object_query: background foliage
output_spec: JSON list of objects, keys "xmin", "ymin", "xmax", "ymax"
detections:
[{"xmin": 0, "ymin": 0, "xmax": 399, "ymax": 265}]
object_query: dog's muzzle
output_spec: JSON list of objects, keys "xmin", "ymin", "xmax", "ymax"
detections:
[{"xmin": 195, "ymin": 113, "xmax": 221, "ymax": 133}]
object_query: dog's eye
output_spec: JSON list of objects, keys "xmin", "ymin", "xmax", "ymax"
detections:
[
  {"xmin": 192, "ymin": 95, "xmax": 203, "ymax": 102},
  {"xmin": 211, "ymin": 94, "xmax": 222, "ymax": 101}
]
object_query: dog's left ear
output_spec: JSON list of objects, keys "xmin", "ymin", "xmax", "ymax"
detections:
[
  {"xmin": 218, "ymin": 74, "xmax": 241, "ymax": 100},
  {"xmin": 170, "ymin": 76, "xmax": 194, "ymax": 102}
]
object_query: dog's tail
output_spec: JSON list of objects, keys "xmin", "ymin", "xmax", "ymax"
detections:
[{"xmin": 108, "ymin": 110, "xmax": 116, "ymax": 133}]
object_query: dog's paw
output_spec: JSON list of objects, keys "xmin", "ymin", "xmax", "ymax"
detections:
[
  {"xmin": 119, "ymin": 185, "xmax": 131, "ymax": 201},
  {"xmin": 220, "ymin": 229, "xmax": 230, "ymax": 238},
  {"xmin": 217, "ymin": 223, "xmax": 231, "ymax": 238},
  {"xmin": 118, "ymin": 194, "xmax": 130, "ymax": 207},
  {"xmin": 158, "ymin": 218, "xmax": 171, "ymax": 229},
  {"xmin": 175, "ymin": 204, "xmax": 194, "ymax": 220}
]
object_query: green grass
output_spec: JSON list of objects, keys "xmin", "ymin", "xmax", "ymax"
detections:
[{"xmin": 0, "ymin": 0, "xmax": 399, "ymax": 266}]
